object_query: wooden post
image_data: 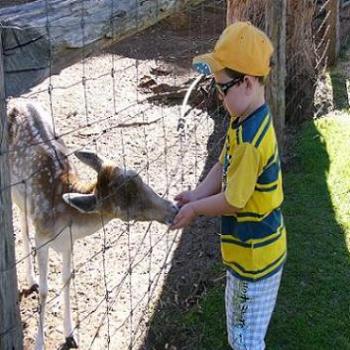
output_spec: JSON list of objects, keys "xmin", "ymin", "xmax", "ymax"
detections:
[
  {"xmin": 0, "ymin": 30, "xmax": 23, "ymax": 350},
  {"xmin": 265, "ymin": 0, "xmax": 286, "ymax": 155},
  {"xmin": 226, "ymin": 0, "xmax": 265, "ymax": 26},
  {"xmin": 326, "ymin": 0, "xmax": 340, "ymax": 66}
]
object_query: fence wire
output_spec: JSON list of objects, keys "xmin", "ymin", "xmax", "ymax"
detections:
[{"xmin": 0, "ymin": 0, "xmax": 345, "ymax": 349}]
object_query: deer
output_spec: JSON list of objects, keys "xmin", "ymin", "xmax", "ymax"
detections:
[{"xmin": 7, "ymin": 98, "xmax": 178, "ymax": 350}]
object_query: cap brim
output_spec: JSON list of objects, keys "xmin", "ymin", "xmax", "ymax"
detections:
[{"xmin": 192, "ymin": 53, "xmax": 224, "ymax": 75}]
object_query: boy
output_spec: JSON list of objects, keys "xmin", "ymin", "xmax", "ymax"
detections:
[{"xmin": 171, "ymin": 22, "xmax": 286, "ymax": 350}]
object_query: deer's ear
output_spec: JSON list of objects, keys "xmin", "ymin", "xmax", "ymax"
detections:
[
  {"xmin": 74, "ymin": 150, "xmax": 103, "ymax": 172},
  {"xmin": 63, "ymin": 193, "xmax": 97, "ymax": 213}
]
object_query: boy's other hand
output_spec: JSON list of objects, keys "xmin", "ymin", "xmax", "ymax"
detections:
[
  {"xmin": 174, "ymin": 190, "xmax": 196, "ymax": 207},
  {"xmin": 170, "ymin": 203, "xmax": 197, "ymax": 230}
]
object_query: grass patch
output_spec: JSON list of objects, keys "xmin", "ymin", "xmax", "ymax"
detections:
[{"xmin": 179, "ymin": 114, "xmax": 350, "ymax": 350}]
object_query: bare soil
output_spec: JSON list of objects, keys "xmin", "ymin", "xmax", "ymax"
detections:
[{"xmin": 6, "ymin": 1, "xmax": 228, "ymax": 349}]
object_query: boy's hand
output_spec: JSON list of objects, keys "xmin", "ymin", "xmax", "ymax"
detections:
[
  {"xmin": 174, "ymin": 190, "xmax": 196, "ymax": 207},
  {"xmin": 170, "ymin": 203, "xmax": 197, "ymax": 230}
]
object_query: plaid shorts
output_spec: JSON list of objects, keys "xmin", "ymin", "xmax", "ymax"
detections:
[{"xmin": 225, "ymin": 269, "xmax": 283, "ymax": 350}]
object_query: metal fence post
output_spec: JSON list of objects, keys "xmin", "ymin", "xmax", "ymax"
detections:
[{"xmin": 0, "ymin": 28, "xmax": 24, "ymax": 350}]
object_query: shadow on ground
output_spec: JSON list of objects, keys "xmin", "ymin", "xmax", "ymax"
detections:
[{"xmin": 141, "ymin": 86, "xmax": 228, "ymax": 350}]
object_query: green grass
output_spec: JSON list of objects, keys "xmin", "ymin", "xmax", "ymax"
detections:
[{"xmin": 179, "ymin": 114, "xmax": 350, "ymax": 350}]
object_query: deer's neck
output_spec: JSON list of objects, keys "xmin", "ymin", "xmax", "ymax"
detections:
[{"xmin": 59, "ymin": 171, "xmax": 96, "ymax": 195}]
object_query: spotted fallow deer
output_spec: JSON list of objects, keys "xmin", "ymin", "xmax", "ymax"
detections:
[{"xmin": 7, "ymin": 98, "xmax": 178, "ymax": 350}]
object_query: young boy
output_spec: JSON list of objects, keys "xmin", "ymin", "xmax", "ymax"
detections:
[{"xmin": 171, "ymin": 22, "xmax": 286, "ymax": 350}]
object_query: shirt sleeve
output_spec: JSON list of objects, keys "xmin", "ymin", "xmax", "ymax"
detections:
[
  {"xmin": 225, "ymin": 143, "xmax": 260, "ymax": 209},
  {"xmin": 219, "ymin": 141, "xmax": 226, "ymax": 165}
]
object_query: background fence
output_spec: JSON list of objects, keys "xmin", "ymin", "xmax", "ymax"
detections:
[{"xmin": 0, "ymin": 0, "xmax": 347, "ymax": 349}]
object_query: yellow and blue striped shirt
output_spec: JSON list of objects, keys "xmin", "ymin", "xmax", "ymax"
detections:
[{"xmin": 219, "ymin": 104, "xmax": 286, "ymax": 281}]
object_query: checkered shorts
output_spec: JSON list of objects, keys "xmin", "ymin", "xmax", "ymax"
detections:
[{"xmin": 225, "ymin": 269, "xmax": 283, "ymax": 350}]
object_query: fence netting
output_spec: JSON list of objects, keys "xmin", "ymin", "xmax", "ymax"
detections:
[{"xmin": 0, "ymin": 0, "xmax": 340, "ymax": 349}]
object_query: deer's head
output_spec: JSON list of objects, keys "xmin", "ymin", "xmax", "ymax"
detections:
[{"xmin": 62, "ymin": 151, "xmax": 178, "ymax": 225}]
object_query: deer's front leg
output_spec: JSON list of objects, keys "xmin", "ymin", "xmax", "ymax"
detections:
[
  {"xmin": 19, "ymin": 212, "xmax": 38, "ymax": 294},
  {"xmin": 62, "ymin": 250, "xmax": 78, "ymax": 349},
  {"xmin": 35, "ymin": 242, "xmax": 48, "ymax": 350}
]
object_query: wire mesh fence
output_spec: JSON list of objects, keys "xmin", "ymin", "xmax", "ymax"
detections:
[
  {"xmin": 0, "ymin": 0, "xmax": 345, "ymax": 349},
  {"xmin": 0, "ymin": 1, "xmax": 226, "ymax": 349}
]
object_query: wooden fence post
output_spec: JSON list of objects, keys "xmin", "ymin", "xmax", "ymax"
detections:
[
  {"xmin": 326, "ymin": 0, "xmax": 340, "ymax": 66},
  {"xmin": 0, "ymin": 29, "xmax": 23, "ymax": 350},
  {"xmin": 265, "ymin": 0, "xmax": 286, "ymax": 155}
]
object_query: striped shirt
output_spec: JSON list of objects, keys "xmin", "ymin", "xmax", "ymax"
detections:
[{"xmin": 219, "ymin": 104, "xmax": 287, "ymax": 281}]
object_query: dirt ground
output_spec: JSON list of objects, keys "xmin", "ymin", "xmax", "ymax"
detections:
[{"xmin": 2, "ymin": 1, "xmax": 228, "ymax": 349}]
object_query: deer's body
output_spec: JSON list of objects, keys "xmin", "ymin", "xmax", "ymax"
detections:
[{"xmin": 8, "ymin": 98, "xmax": 177, "ymax": 350}]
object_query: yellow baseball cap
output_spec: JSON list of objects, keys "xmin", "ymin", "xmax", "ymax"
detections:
[{"xmin": 193, "ymin": 21, "xmax": 274, "ymax": 77}]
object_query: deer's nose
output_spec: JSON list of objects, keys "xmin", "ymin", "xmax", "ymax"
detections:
[
  {"xmin": 164, "ymin": 204, "xmax": 179, "ymax": 225},
  {"xmin": 172, "ymin": 204, "xmax": 179, "ymax": 215}
]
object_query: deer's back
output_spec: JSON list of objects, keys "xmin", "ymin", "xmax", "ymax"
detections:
[{"xmin": 7, "ymin": 99, "xmax": 74, "ymax": 231}]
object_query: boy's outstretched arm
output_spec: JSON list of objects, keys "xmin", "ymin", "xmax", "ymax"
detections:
[
  {"xmin": 192, "ymin": 192, "xmax": 238, "ymax": 216},
  {"xmin": 175, "ymin": 161, "xmax": 223, "ymax": 206},
  {"xmin": 171, "ymin": 192, "xmax": 238, "ymax": 230},
  {"xmin": 194, "ymin": 161, "xmax": 223, "ymax": 199}
]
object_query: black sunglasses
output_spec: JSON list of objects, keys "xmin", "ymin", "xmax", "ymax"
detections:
[{"xmin": 215, "ymin": 76, "xmax": 244, "ymax": 96}]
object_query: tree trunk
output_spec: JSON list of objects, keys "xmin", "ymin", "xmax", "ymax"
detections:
[
  {"xmin": 265, "ymin": 0, "xmax": 287, "ymax": 153},
  {"xmin": 325, "ymin": 0, "xmax": 340, "ymax": 66},
  {"xmin": 0, "ymin": 30, "xmax": 23, "ymax": 350},
  {"xmin": 286, "ymin": 0, "xmax": 317, "ymax": 123},
  {"xmin": 0, "ymin": 0, "xmax": 205, "ymax": 97},
  {"xmin": 226, "ymin": 0, "xmax": 265, "ymax": 27}
]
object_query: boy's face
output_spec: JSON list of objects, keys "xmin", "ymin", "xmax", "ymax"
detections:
[{"xmin": 214, "ymin": 70, "xmax": 259, "ymax": 118}]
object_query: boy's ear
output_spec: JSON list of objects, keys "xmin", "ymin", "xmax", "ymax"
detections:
[
  {"xmin": 244, "ymin": 76, "xmax": 253, "ymax": 92},
  {"xmin": 244, "ymin": 76, "xmax": 257, "ymax": 93}
]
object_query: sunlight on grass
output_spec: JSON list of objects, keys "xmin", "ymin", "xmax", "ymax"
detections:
[{"xmin": 316, "ymin": 113, "xmax": 350, "ymax": 252}]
